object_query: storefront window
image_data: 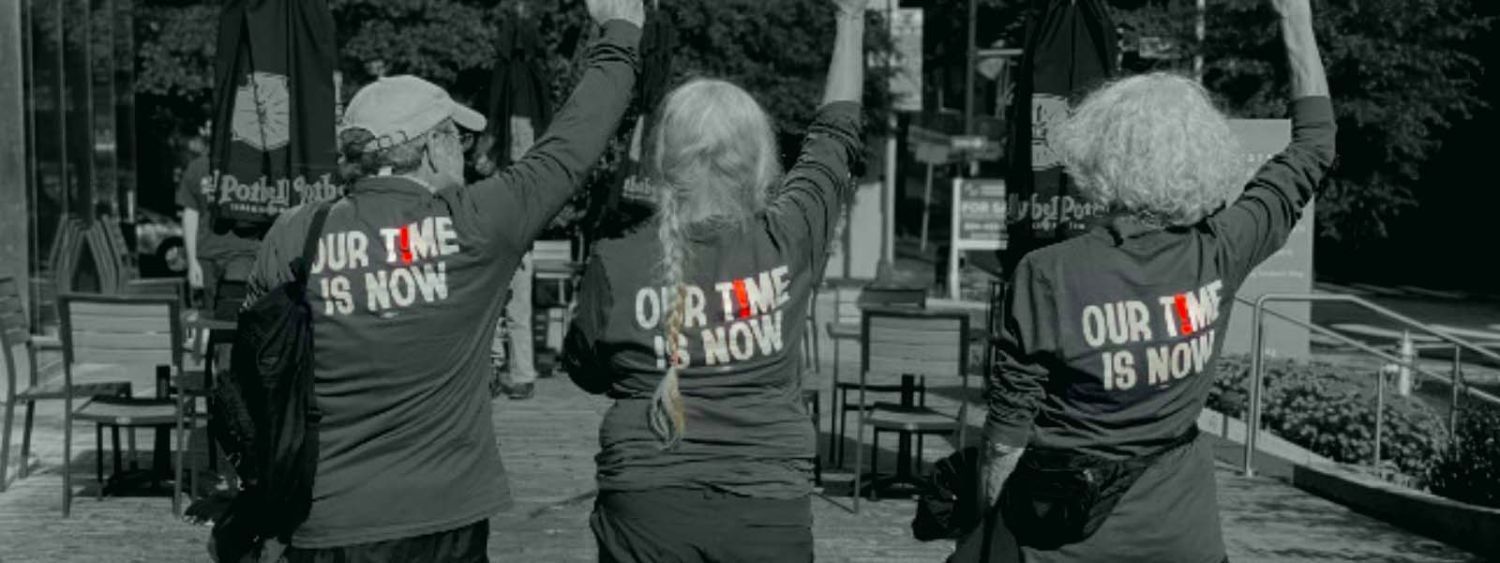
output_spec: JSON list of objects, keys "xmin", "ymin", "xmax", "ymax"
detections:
[{"xmin": 22, "ymin": 0, "xmax": 136, "ymax": 328}]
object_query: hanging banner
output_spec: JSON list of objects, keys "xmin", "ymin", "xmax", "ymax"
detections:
[
  {"xmin": 1221, "ymin": 119, "xmax": 1314, "ymax": 361},
  {"xmin": 1002, "ymin": 0, "xmax": 1119, "ymax": 264},
  {"xmin": 485, "ymin": 15, "xmax": 552, "ymax": 168},
  {"xmin": 888, "ymin": 8, "xmax": 924, "ymax": 112},
  {"xmin": 590, "ymin": 8, "xmax": 678, "ymax": 239},
  {"xmin": 209, "ymin": 0, "xmax": 339, "ymax": 230}
]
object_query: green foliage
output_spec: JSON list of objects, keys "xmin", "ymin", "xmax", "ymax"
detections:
[
  {"xmin": 330, "ymin": 0, "xmax": 498, "ymax": 88},
  {"xmin": 136, "ymin": 4, "xmax": 219, "ymax": 105},
  {"xmin": 1206, "ymin": 355, "xmax": 1447, "ymax": 480},
  {"xmin": 1120, "ymin": 0, "xmax": 1494, "ymax": 243},
  {"xmin": 135, "ymin": 0, "xmax": 893, "ymax": 235},
  {"xmin": 1426, "ymin": 401, "xmax": 1500, "ymax": 509}
]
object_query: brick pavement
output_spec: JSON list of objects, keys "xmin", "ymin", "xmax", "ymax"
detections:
[{"xmin": 0, "ymin": 289, "xmax": 1488, "ymax": 561}]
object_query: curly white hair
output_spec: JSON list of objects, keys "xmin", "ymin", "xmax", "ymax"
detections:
[{"xmin": 1054, "ymin": 72, "xmax": 1250, "ymax": 227}]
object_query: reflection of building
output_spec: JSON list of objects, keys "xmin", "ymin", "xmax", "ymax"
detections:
[{"xmin": 0, "ymin": 1, "xmax": 139, "ymax": 327}]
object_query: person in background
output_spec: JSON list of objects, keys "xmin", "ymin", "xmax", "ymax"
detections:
[
  {"xmin": 240, "ymin": 0, "xmax": 643, "ymax": 559},
  {"xmin": 562, "ymin": 0, "xmax": 866, "ymax": 560},
  {"xmin": 970, "ymin": 0, "xmax": 1333, "ymax": 561},
  {"xmin": 177, "ymin": 119, "xmax": 262, "ymax": 318},
  {"xmin": 476, "ymin": 117, "xmax": 542, "ymax": 401}
]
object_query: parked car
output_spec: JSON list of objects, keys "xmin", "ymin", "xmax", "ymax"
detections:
[{"xmin": 135, "ymin": 208, "xmax": 187, "ymax": 276}]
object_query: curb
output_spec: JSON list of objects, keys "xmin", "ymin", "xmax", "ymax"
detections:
[{"xmin": 1291, "ymin": 462, "xmax": 1500, "ymax": 560}]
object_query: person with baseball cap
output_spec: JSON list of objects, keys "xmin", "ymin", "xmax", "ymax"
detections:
[{"xmin": 239, "ymin": 1, "xmax": 644, "ymax": 559}]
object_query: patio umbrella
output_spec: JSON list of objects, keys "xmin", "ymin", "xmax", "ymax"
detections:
[
  {"xmin": 1000, "ymin": 0, "xmax": 1119, "ymax": 266},
  {"xmin": 587, "ymin": 3, "xmax": 678, "ymax": 239},
  {"xmin": 484, "ymin": 11, "xmax": 553, "ymax": 168},
  {"xmin": 209, "ymin": 0, "xmax": 339, "ymax": 233}
]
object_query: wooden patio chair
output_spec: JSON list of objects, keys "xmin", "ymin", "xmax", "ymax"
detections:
[
  {"xmin": 829, "ymin": 283, "xmax": 927, "ymax": 467},
  {"xmin": 31, "ymin": 218, "xmax": 87, "ymax": 327},
  {"xmin": 851, "ymin": 307, "xmax": 971, "ymax": 513},
  {"xmin": 55, "ymin": 293, "xmax": 190, "ymax": 517},
  {"xmin": 1, "ymin": 277, "xmax": 131, "ymax": 494}
]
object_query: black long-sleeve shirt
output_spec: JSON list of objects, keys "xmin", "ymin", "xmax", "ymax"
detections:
[
  {"xmin": 244, "ymin": 21, "xmax": 640, "ymax": 548},
  {"xmin": 985, "ymin": 97, "xmax": 1338, "ymax": 458}
]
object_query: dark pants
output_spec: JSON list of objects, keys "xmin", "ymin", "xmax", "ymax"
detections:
[
  {"xmin": 590, "ymin": 489, "xmax": 813, "ymax": 563},
  {"xmin": 282, "ymin": 519, "xmax": 489, "ymax": 563}
]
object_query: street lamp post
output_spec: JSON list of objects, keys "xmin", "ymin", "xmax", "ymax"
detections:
[
  {"xmin": 1195, "ymin": 0, "xmax": 1206, "ymax": 80},
  {"xmin": 877, "ymin": 0, "xmax": 898, "ymax": 280},
  {"xmin": 965, "ymin": 0, "xmax": 978, "ymax": 148}
]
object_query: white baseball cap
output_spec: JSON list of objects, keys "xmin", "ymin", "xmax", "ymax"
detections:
[{"xmin": 339, "ymin": 75, "xmax": 487, "ymax": 151}]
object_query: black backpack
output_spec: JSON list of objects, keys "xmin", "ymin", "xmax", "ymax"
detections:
[{"xmin": 209, "ymin": 201, "xmax": 332, "ymax": 562}]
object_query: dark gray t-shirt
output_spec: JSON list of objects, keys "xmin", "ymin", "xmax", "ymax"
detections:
[{"xmin": 986, "ymin": 97, "xmax": 1336, "ymax": 562}]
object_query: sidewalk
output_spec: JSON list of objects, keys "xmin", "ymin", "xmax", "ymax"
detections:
[
  {"xmin": 0, "ymin": 373, "xmax": 1486, "ymax": 562},
  {"xmin": 0, "ymin": 298, "xmax": 1489, "ymax": 561}
]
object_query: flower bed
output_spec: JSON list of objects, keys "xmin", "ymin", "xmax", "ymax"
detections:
[{"xmin": 1206, "ymin": 355, "xmax": 1447, "ymax": 482}]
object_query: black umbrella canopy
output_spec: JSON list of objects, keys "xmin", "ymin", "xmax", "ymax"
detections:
[
  {"xmin": 484, "ymin": 14, "xmax": 553, "ymax": 168},
  {"xmin": 1000, "ymin": 0, "xmax": 1119, "ymax": 266},
  {"xmin": 209, "ymin": 0, "xmax": 339, "ymax": 232},
  {"xmin": 584, "ymin": 5, "xmax": 679, "ymax": 240}
]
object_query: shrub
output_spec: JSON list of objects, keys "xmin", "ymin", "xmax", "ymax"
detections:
[
  {"xmin": 1426, "ymin": 400, "xmax": 1500, "ymax": 509},
  {"xmin": 1206, "ymin": 356, "xmax": 1448, "ymax": 481}
]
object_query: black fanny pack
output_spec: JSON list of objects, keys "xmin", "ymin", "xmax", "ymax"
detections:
[{"xmin": 998, "ymin": 427, "xmax": 1199, "ymax": 549}]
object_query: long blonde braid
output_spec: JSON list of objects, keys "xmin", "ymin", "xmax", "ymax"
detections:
[{"xmin": 649, "ymin": 182, "xmax": 690, "ymax": 449}]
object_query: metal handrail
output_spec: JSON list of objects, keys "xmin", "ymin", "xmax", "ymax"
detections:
[
  {"xmin": 1241, "ymin": 293, "xmax": 1500, "ymax": 477},
  {"xmin": 1232, "ymin": 295, "xmax": 1500, "ymax": 404}
]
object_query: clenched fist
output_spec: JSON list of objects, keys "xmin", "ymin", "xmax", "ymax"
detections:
[
  {"xmin": 1268, "ymin": 0, "xmax": 1312, "ymax": 21},
  {"xmin": 832, "ymin": 0, "xmax": 870, "ymax": 17},
  {"xmin": 586, "ymin": 0, "xmax": 645, "ymax": 28}
]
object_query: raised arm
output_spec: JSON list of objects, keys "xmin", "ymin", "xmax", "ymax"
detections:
[
  {"xmin": 454, "ymin": 1, "xmax": 644, "ymax": 255},
  {"xmin": 1208, "ymin": 0, "xmax": 1335, "ymax": 283},
  {"xmin": 1279, "ymin": 0, "xmax": 1328, "ymax": 99},
  {"xmin": 766, "ymin": 0, "xmax": 867, "ymax": 269},
  {"xmin": 823, "ymin": 0, "xmax": 866, "ymax": 106}
]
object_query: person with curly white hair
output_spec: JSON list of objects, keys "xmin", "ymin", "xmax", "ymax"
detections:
[{"xmin": 966, "ymin": 0, "xmax": 1336, "ymax": 561}]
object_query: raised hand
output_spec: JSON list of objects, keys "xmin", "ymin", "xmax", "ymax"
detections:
[
  {"xmin": 1272, "ymin": 0, "xmax": 1327, "ymax": 98},
  {"xmin": 585, "ymin": 0, "xmax": 645, "ymax": 28},
  {"xmin": 1268, "ymin": 0, "xmax": 1312, "ymax": 20},
  {"xmin": 832, "ymin": 0, "xmax": 869, "ymax": 17}
]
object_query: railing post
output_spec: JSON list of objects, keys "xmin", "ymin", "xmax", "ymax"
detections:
[
  {"xmin": 1374, "ymin": 366, "xmax": 1385, "ymax": 477},
  {"xmin": 1450, "ymin": 345, "xmax": 1463, "ymax": 443},
  {"xmin": 1243, "ymin": 297, "xmax": 1269, "ymax": 477},
  {"xmin": 1397, "ymin": 330, "xmax": 1413, "ymax": 397}
]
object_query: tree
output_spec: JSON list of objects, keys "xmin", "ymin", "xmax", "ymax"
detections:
[
  {"xmin": 1117, "ymin": 0, "xmax": 1493, "ymax": 244},
  {"xmin": 134, "ymin": 0, "xmax": 894, "ymax": 231}
]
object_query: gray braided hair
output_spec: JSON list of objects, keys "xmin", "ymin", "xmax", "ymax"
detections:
[{"xmin": 643, "ymin": 78, "xmax": 782, "ymax": 449}]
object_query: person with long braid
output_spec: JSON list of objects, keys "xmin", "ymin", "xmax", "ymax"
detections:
[{"xmin": 562, "ymin": 0, "xmax": 867, "ymax": 559}]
